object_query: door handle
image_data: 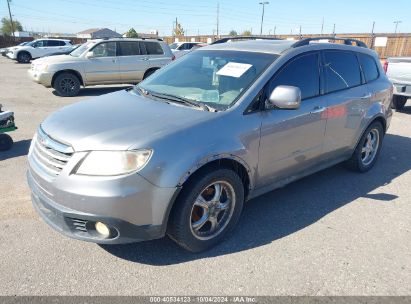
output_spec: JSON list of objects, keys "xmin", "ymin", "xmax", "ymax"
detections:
[
  {"xmin": 112, "ymin": 59, "xmax": 116, "ymax": 63},
  {"xmin": 142, "ymin": 57, "xmax": 149, "ymax": 61},
  {"xmin": 310, "ymin": 106, "xmax": 326, "ymax": 114}
]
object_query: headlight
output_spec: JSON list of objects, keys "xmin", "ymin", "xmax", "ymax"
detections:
[{"xmin": 76, "ymin": 150, "xmax": 152, "ymax": 176}]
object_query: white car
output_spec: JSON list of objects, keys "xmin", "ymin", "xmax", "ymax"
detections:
[
  {"xmin": 6, "ymin": 39, "xmax": 72, "ymax": 63},
  {"xmin": 169, "ymin": 42, "xmax": 203, "ymax": 58}
]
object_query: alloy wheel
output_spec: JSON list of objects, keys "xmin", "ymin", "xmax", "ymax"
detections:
[{"xmin": 190, "ymin": 181, "xmax": 236, "ymax": 241}]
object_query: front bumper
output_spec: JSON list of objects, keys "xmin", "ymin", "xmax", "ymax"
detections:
[
  {"xmin": 28, "ymin": 69, "xmax": 53, "ymax": 87},
  {"xmin": 6, "ymin": 51, "xmax": 17, "ymax": 60},
  {"xmin": 27, "ymin": 154, "xmax": 179, "ymax": 244}
]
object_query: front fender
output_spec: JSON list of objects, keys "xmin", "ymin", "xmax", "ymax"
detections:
[{"xmin": 137, "ymin": 112, "xmax": 262, "ymax": 189}]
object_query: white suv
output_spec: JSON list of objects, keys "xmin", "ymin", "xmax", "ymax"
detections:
[
  {"xmin": 29, "ymin": 38, "xmax": 174, "ymax": 96},
  {"xmin": 6, "ymin": 39, "xmax": 72, "ymax": 63}
]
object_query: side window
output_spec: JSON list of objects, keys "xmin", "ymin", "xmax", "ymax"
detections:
[
  {"xmin": 118, "ymin": 42, "xmax": 141, "ymax": 56},
  {"xmin": 46, "ymin": 40, "xmax": 60, "ymax": 47},
  {"xmin": 58, "ymin": 41, "xmax": 66, "ymax": 46},
  {"xmin": 269, "ymin": 53, "xmax": 320, "ymax": 100},
  {"xmin": 324, "ymin": 51, "xmax": 362, "ymax": 93},
  {"xmin": 33, "ymin": 40, "xmax": 45, "ymax": 47},
  {"xmin": 144, "ymin": 42, "xmax": 164, "ymax": 55},
  {"xmin": 91, "ymin": 42, "xmax": 116, "ymax": 57},
  {"xmin": 358, "ymin": 53, "xmax": 379, "ymax": 83}
]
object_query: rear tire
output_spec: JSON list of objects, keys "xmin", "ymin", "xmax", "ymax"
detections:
[
  {"xmin": 167, "ymin": 168, "xmax": 245, "ymax": 252},
  {"xmin": 17, "ymin": 51, "xmax": 31, "ymax": 63},
  {"xmin": 391, "ymin": 95, "xmax": 407, "ymax": 110},
  {"xmin": 53, "ymin": 72, "xmax": 81, "ymax": 97},
  {"xmin": 0, "ymin": 134, "xmax": 13, "ymax": 151},
  {"xmin": 345, "ymin": 121, "xmax": 384, "ymax": 172}
]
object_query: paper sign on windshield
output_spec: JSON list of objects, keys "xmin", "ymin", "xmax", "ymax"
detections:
[{"xmin": 216, "ymin": 62, "xmax": 252, "ymax": 78}]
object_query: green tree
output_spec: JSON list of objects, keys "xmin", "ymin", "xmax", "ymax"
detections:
[
  {"xmin": 241, "ymin": 30, "xmax": 252, "ymax": 36},
  {"xmin": 228, "ymin": 30, "xmax": 238, "ymax": 36},
  {"xmin": 125, "ymin": 28, "xmax": 138, "ymax": 38},
  {"xmin": 1, "ymin": 17, "xmax": 23, "ymax": 36},
  {"xmin": 173, "ymin": 22, "xmax": 184, "ymax": 36}
]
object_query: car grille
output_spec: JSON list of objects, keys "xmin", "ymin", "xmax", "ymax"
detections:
[
  {"xmin": 30, "ymin": 128, "xmax": 74, "ymax": 176},
  {"xmin": 67, "ymin": 218, "xmax": 88, "ymax": 232}
]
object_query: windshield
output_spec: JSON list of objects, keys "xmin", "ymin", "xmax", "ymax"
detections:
[
  {"xmin": 137, "ymin": 50, "xmax": 277, "ymax": 110},
  {"xmin": 70, "ymin": 41, "xmax": 96, "ymax": 57},
  {"xmin": 169, "ymin": 43, "xmax": 179, "ymax": 50}
]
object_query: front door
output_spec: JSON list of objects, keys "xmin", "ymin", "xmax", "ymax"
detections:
[
  {"xmin": 84, "ymin": 41, "xmax": 120, "ymax": 84},
  {"xmin": 257, "ymin": 52, "xmax": 327, "ymax": 188}
]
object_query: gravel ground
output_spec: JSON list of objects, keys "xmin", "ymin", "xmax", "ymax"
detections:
[{"xmin": 0, "ymin": 56, "xmax": 410, "ymax": 296}]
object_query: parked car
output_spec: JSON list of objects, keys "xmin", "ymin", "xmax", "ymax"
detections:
[
  {"xmin": 40, "ymin": 44, "xmax": 81, "ymax": 58},
  {"xmin": 28, "ymin": 38, "xmax": 174, "ymax": 97},
  {"xmin": 6, "ymin": 39, "xmax": 72, "ymax": 63},
  {"xmin": 27, "ymin": 37, "xmax": 392, "ymax": 252},
  {"xmin": 169, "ymin": 41, "xmax": 202, "ymax": 58},
  {"xmin": 385, "ymin": 57, "xmax": 411, "ymax": 110},
  {"xmin": 0, "ymin": 41, "xmax": 29, "ymax": 57}
]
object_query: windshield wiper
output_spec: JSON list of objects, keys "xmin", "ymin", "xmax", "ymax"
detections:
[{"xmin": 149, "ymin": 92, "xmax": 217, "ymax": 112}]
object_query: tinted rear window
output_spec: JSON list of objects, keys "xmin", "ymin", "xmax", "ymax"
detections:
[
  {"xmin": 269, "ymin": 52, "xmax": 320, "ymax": 100},
  {"xmin": 324, "ymin": 51, "xmax": 362, "ymax": 93},
  {"xmin": 144, "ymin": 42, "xmax": 164, "ymax": 55},
  {"xmin": 119, "ymin": 41, "xmax": 141, "ymax": 56},
  {"xmin": 358, "ymin": 53, "xmax": 379, "ymax": 82}
]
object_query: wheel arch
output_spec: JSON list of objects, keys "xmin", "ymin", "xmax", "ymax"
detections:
[
  {"xmin": 143, "ymin": 67, "xmax": 160, "ymax": 79},
  {"xmin": 352, "ymin": 114, "xmax": 387, "ymax": 152},
  {"xmin": 16, "ymin": 50, "xmax": 32, "ymax": 60},
  {"xmin": 51, "ymin": 69, "xmax": 84, "ymax": 87}
]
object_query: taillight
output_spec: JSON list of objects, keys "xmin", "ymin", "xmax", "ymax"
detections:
[
  {"xmin": 172, "ymin": 55, "xmax": 176, "ymax": 61},
  {"xmin": 383, "ymin": 60, "xmax": 389, "ymax": 73}
]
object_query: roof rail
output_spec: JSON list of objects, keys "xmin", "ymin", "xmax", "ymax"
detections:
[
  {"xmin": 292, "ymin": 37, "xmax": 368, "ymax": 48},
  {"xmin": 211, "ymin": 36, "xmax": 282, "ymax": 45}
]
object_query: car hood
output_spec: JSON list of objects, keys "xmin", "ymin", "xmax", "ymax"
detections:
[
  {"xmin": 33, "ymin": 54, "xmax": 82, "ymax": 64},
  {"xmin": 41, "ymin": 89, "xmax": 214, "ymax": 151}
]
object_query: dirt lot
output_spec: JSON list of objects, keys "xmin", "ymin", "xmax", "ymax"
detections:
[{"xmin": 0, "ymin": 56, "xmax": 410, "ymax": 296}]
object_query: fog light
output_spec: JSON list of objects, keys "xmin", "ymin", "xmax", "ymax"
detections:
[{"xmin": 95, "ymin": 221, "xmax": 110, "ymax": 237}]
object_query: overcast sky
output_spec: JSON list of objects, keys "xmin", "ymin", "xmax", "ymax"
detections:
[{"xmin": 1, "ymin": 0, "xmax": 410, "ymax": 36}]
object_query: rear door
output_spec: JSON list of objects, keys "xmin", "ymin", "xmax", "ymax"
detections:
[
  {"xmin": 84, "ymin": 41, "xmax": 121, "ymax": 84},
  {"xmin": 142, "ymin": 41, "xmax": 170, "ymax": 69},
  {"xmin": 43, "ymin": 40, "xmax": 64, "ymax": 56},
  {"xmin": 118, "ymin": 41, "xmax": 147, "ymax": 82},
  {"xmin": 257, "ymin": 52, "xmax": 328, "ymax": 187},
  {"xmin": 321, "ymin": 50, "xmax": 370, "ymax": 157}
]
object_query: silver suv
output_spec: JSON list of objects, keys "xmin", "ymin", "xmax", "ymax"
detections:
[
  {"xmin": 27, "ymin": 37, "xmax": 393, "ymax": 252},
  {"xmin": 28, "ymin": 38, "xmax": 174, "ymax": 96}
]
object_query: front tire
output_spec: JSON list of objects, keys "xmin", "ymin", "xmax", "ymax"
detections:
[
  {"xmin": 345, "ymin": 121, "xmax": 384, "ymax": 172},
  {"xmin": 167, "ymin": 168, "xmax": 245, "ymax": 252},
  {"xmin": 17, "ymin": 51, "xmax": 31, "ymax": 63},
  {"xmin": 0, "ymin": 134, "xmax": 13, "ymax": 151},
  {"xmin": 391, "ymin": 95, "xmax": 407, "ymax": 110},
  {"xmin": 53, "ymin": 72, "xmax": 81, "ymax": 97}
]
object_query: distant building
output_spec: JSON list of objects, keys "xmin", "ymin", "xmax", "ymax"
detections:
[
  {"xmin": 76, "ymin": 28, "xmax": 122, "ymax": 39},
  {"xmin": 13, "ymin": 31, "xmax": 31, "ymax": 38}
]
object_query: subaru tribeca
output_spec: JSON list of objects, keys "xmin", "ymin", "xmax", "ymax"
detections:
[{"xmin": 27, "ymin": 37, "xmax": 393, "ymax": 252}]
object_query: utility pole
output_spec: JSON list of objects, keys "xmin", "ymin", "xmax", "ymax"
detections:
[
  {"xmin": 394, "ymin": 20, "xmax": 402, "ymax": 34},
  {"xmin": 216, "ymin": 3, "xmax": 219, "ymax": 38},
  {"xmin": 259, "ymin": 2, "xmax": 269, "ymax": 35},
  {"xmin": 299, "ymin": 25, "xmax": 302, "ymax": 39},
  {"xmin": 6, "ymin": 0, "xmax": 15, "ymax": 40},
  {"xmin": 370, "ymin": 21, "xmax": 375, "ymax": 49},
  {"xmin": 332, "ymin": 23, "xmax": 336, "ymax": 37},
  {"xmin": 273, "ymin": 26, "xmax": 276, "ymax": 37},
  {"xmin": 321, "ymin": 17, "xmax": 324, "ymax": 35}
]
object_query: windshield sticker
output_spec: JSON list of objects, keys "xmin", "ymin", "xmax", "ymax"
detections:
[{"xmin": 216, "ymin": 62, "xmax": 252, "ymax": 78}]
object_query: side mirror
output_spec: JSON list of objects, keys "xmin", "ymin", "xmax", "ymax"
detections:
[
  {"xmin": 85, "ymin": 51, "xmax": 94, "ymax": 59},
  {"xmin": 267, "ymin": 85, "xmax": 301, "ymax": 110}
]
